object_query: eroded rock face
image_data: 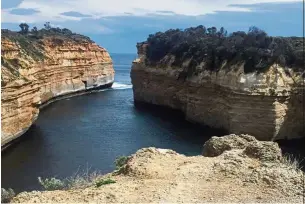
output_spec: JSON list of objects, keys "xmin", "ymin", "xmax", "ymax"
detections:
[
  {"xmin": 1, "ymin": 33, "xmax": 114, "ymax": 147},
  {"xmin": 131, "ymin": 44, "xmax": 304, "ymax": 141},
  {"xmin": 202, "ymin": 134, "xmax": 256, "ymax": 157},
  {"xmin": 12, "ymin": 135, "xmax": 304, "ymax": 203},
  {"xmin": 203, "ymin": 134, "xmax": 282, "ymax": 161}
]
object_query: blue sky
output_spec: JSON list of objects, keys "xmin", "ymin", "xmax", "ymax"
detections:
[{"xmin": 1, "ymin": 0, "xmax": 303, "ymax": 53}]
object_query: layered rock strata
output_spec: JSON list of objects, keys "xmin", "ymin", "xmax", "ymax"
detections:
[
  {"xmin": 1, "ymin": 31, "xmax": 114, "ymax": 147},
  {"xmin": 12, "ymin": 135, "xmax": 304, "ymax": 203},
  {"xmin": 131, "ymin": 43, "xmax": 304, "ymax": 141}
]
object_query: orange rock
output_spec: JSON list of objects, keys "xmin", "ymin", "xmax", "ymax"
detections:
[{"xmin": 1, "ymin": 33, "xmax": 114, "ymax": 148}]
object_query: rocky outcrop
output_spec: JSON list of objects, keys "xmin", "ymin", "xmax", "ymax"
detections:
[
  {"xmin": 131, "ymin": 43, "xmax": 304, "ymax": 141},
  {"xmin": 1, "ymin": 30, "xmax": 114, "ymax": 148},
  {"xmin": 203, "ymin": 134, "xmax": 282, "ymax": 161},
  {"xmin": 12, "ymin": 135, "xmax": 304, "ymax": 203}
]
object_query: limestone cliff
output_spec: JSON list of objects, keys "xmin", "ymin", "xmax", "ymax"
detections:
[
  {"xmin": 11, "ymin": 135, "xmax": 304, "ymax": 202},
  {"xmin": 1, "ymin": 29, "xmax": 114, "ymax": 147},
  {"xmin": 131, "ymin": 39, "xmax": 304, "ymax": 141}
]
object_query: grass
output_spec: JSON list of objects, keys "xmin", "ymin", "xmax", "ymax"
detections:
[
  {"xmin": 1, "ymin": 57, "xmax": 20, "ymax": 78},
  {"xmin": 38, "ymin": 177, "xmax": 65, "ymax": 191},
  {"xmin": 95, "ymin": 179, "xmax": 116, "ymax": 188},
  {"xmin": 65, "ymin": 166, "xmax": 101, "ymax": 189},
  {"xmin": 38, "ymin": 165, "xmax": 102, "ymax": 191},
  {"xmin": 38, "ymin": 174, "xmax": 117, "ymax": 190},
  {"xmin": 114, "ymin": 156, "xmax": 129, "ymax": 170},
  {"xmin": 282, "ymin": 153, "xmax": 303, "ymax": 172},
  {"xmin": 7, "ymin": 35, "xmax": 46, "ymax": 62},
  {"xmin": 1, "ymin": 188, "xmax": 15, "ymax": 203},
  {"xmin": 37, "ymin": 156, "xmax": 129, "ymax": 191}
]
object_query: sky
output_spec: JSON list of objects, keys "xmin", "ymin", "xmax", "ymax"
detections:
[{"xmin": 1, "ymin": 0, "xmax": 304, "ymax": 53}]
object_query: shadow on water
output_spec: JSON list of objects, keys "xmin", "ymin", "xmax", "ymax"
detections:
[
  {"xmin": 133, "ymin": 101, "xmax": 228, "ymax": 145},
  {"xmin": 1, "ymin": 125, "xmax": 49, "ymax": 192},
  {"xmin": 2, "ymin": 125, "xmax": 45, "ymax": 155}
]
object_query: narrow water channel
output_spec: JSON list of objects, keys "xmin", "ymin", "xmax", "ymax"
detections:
[{"xmin": 2, "ymin": 53, "xmax": 304, "ymax": 193}]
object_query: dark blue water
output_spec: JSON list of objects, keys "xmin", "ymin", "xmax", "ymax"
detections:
[{"xmin": 1, "ymin": 53, "xmax": 227, "ymax": 193}]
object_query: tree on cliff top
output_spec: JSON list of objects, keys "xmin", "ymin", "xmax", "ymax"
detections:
[
  {"xmin": 44, "ymin": 22, "xmax": 52, "ymax": 30},
  {"xmin": 144, "ymin": 25, "xmax": 304, "ymax": 74},
  {"xmin": 19, "ymin": 23, "xmax": 29, "ymax": 34}
]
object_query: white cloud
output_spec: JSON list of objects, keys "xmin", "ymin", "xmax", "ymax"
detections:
[{"xmin": 2, "ymin": 0, "xmax": 301, "ymax": 24}]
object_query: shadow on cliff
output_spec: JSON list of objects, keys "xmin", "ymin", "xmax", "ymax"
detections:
[
  {"xmin": 133, "ymin": 101, "xmax": 228, "ymax": 144},
  {"xmin": 276, "ymin": 90, "xmax": 304, "ymax": 140},
  {"xmin": 276, "ymin": 90, "xmax": 305, "ymax": 168}
]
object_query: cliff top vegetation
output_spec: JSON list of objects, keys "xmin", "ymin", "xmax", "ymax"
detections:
[
  {"xmin": 2, "ymin": 22, "xmax": 93, "ymax": 43},
  {"xmin": 140, "ymin": 26, "xmax": 304, "ymax": 75},
  {"xmin": 1, "ymin": 23, "xmax": 95, "ymax": 83}
]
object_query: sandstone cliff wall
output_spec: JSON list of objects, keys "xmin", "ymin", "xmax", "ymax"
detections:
[
  {"xmin": 131, "ymin": 44, "xmax": 304, "ymax": 141},
  {"xmin": 1, "ymin": 34, "xmax": 114, "ymax": 147}
]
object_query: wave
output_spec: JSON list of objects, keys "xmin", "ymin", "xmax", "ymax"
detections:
[{"xmin": 111, "ymin": 82, "xmax": 133, "ymax": 90}]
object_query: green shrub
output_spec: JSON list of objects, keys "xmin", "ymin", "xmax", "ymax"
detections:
[
  {"xmin": 1, "ymin": 188, "xmax": 15, "ymax": 203},
  {"xmin": 143, "ymin": 26, "xmax": 304, "ymax": 75},
  {"xmin": 95, "ymin": 178, "xmax": 116, "ymax": 188},
  {"xmin": 114, "ymin": 156, "xmax": 128, "ymax": 170},
  {"xmin": 269, "ymin": 88, "xmax": 276, "ymax": 96},
  {"xmin": 38, "ymin": 167, "xmax": 102, "ymax": 190},
  {"xmin": 65, "ymin": 168, "xmax": 101, "ymax": 189},
  {"xmin": 38, "ymin": 177, "xmax": 66, "ymax": 190}
]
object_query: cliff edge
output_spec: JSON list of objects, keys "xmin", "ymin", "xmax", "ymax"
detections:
[
  {"xmin": 11, "ymin": 135, "xmax": 304, "ymax": 203},
  {"xmin": 131, "ymin": 26, "xmax": 304, "ymax": 141},
  {"xmin": 1, "ymin": 28, "xmax": 114, "ymax": 148}
]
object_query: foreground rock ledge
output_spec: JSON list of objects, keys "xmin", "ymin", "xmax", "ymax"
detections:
[{"xmin": 12, "ymin": 135, "xmax": 304, "ymax": 203}]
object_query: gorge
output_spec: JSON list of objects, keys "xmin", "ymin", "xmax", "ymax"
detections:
[{"xmin": 1, "ymin": 26, "xmax": 305, "ymax": 202}]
